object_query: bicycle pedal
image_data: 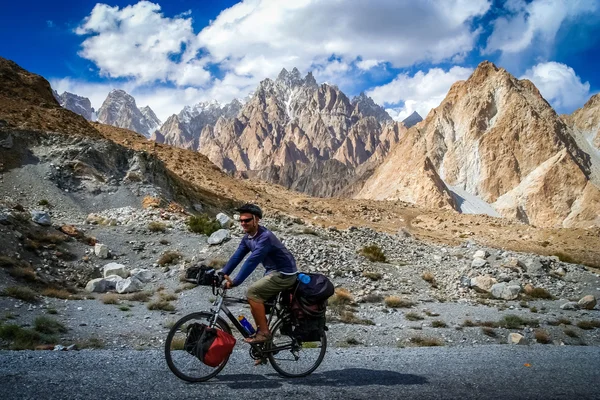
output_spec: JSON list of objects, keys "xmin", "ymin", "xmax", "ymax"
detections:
[{"xmin": 254, "ymin": 358, "xmax": 267, "ymax": 366}]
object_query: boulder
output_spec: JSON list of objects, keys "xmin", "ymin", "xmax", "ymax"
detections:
[
  {"xmin": 216, "ymin": 213, "xmax": 232, "ymax": 228},
  {"xmin": 578, "ymin": 295, "xmax": 597, "ymax": 310},
  {"xmin": 524, "ymin": 259, "xmax": 544, "ymax": 275},
  {"xmin": 94, "ymin": 243, "xmax": 109, "ymax": 259},
  {"xmin": 508, "ymin": 333, "xmax": 528, "ymax": 345},
  {"xmin": 116, "ymin": 276, "xmax": 144, "ymax": 294},
  {"xmin": 504, "ymin": 258, "xmax": 525, "ymax": 270},
  {"xmin": 85, "ymin": 278, "xmax": 107, "ymax": 293},
  {"xmin": 31, "ymin": 211, "xmax": 51, "ymax": 226},
  {"xmin": 490, "ymin": 282, "xmax": 521, "ymax": 300},
  {"xmin": 471, "ymin": 258, "xmax": 488, "ymax": 268},
  {"xmin": 470, "ymin": 276, "xmax": 497, "ymax": 293},
  {"xmin": 473, "ymin": 250, "xmax": 489, "ymax": 259},
  {"xmin": 131, "ymin": 268, "xmax": 153, "ymax": 283},
  {"xmin": 104, "ymin": 275, "xmax": 124, "ymax": 290},
  {"xmin": 103, "ymin": 263, "xmax": 129, "ymax": 278},
  {"xmin": 60, "ymin": 225, "xmax": 84, "ymax": 238},
  {"xmin": 207, "ymin": 229, "xmax": 231, "ymax": 245},
  {"xmin": 560, "ymin": 302, "xmax": 580, "ymax": 310}
]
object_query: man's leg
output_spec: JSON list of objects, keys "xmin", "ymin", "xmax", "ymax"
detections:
[{"xmin": 248, "ymin": 298, "xmax": 269, "ymax": 335}]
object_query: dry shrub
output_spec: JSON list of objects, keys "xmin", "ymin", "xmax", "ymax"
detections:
[
  {"xmin": 359, "ymin": 245, "xmax": 386, "ymax": 263},
  {"xmin": 101, "ymin": 293, "xmax": 120, "ymax": 305},
  {"xmin": 76, "ymin": 337, "xmax": 104, "ymax": 349},
  {"xmin": 404, "ymin": 312, "xmax": 424, "ymax": 321},
  {"xmin": 147, "ymin": 301, "xmax": 175, "ymax": 311},
  {"xmin": 3, "ymin": 286, "xmax": 37, "ymax": 302},
  {"xmin": 142, "ymin": 196, "xmax": 162, "ymax": 209},
  {"xmin": 462, "ymin": 319, "xmax": 476, "ymax": 327},
  {"xmin": 127, "ymin": 291, "xmax": 153, "ymax": 302},
  {"xmin": 159, "ymin": 292, "xmax": 178, "ymax": 302},
  {"xmin": 186, "ymin": 214, "xmax": 220, "ymax": 235},
  {"xmin": 328, "ymin": 288, "xmax": 354, "ymax": 307},
  {"xmin": 431, "ymin": 320, "xmax": 447, "ymax": 328},
  {"xmin": 362, "ymin": 271, "xmax": 383, "ymax": 281},
  {"xmin": 529, "ymin": 287, "xmax": 554, "ymax": 299},
  {"xmin": 384, "ymin": 296, "xmax": 414, "ymax": 309},
  {"xmin": 338, "ymin": 311, "xmax": 375, "ymax": 325},
  {"xmin": 535, "ymin": 329, "xmax": 552, "ymax": 344},
  {"xmin": 8, "ymin": 266, "xmax": 37, "ymax": 282},
  {"xmin": 481, "ymin": 327, "xmax": 497, "ymax": 337},
  {"xmin": 362, "ymin": 293, "xmax": 383, "ymax": 303},
  {"xmin": 148, "ymin": 221, "xmax": 167, "ymax": 233},
  {"xmin": 576, "ymin": 320, "xmax": 600, "ymax": 330},
  {"xmin": 564, "ymin": 328, "xmax": 579, "ymax": 338},
  {"xmin": 158, "ymin": 251, "xmax": 182, "ymax": 266},
  {"xmin": 174, "ymin": 283, "xmax": 196, "ymax": 293},
  {"xmin": 41, "ymin": 288, "xmax": 73, "ymax": 300},
  {"xmin": 548, "ymin": 318, "xmax": 572, "ymax": 326},
  {"xmin": 169, "ymin": 337, "xmax": 186, "ymax": 350},
  {"xmin": 34, "ymin": 316, "xmax": 67, "ymax": 334},
  {"xmin": 409, "ymin": 336, "xmax": 444, "ymax": 347}
]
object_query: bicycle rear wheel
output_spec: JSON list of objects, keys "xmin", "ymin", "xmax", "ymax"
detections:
[
  {"xmin": 267, "ymin": 318, "xmax": 327, "ymax": 378},
  {"xmin": 164, "ymin": 312, "xmax": 232, "ymax": 382}
]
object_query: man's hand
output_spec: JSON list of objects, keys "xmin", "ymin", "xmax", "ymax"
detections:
[{"xmin": 223, "ymin": 275, "xmax": 234, "ymax": 289}]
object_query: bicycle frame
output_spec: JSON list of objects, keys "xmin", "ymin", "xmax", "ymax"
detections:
[{"xmin": 207, "ymin": 288, "xmax": 295, "ymax": 355}]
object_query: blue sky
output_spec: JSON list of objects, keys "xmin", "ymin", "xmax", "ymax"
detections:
[{"xmin": 1, "ymin": 0, "xmax": 599, "ymax": 121}]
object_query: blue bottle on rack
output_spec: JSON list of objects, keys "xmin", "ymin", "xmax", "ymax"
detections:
[
  {"xmin": 298, "ymin": 273, "xmax": 311, "ymax": 284},
  {"xmin": 238, "ymin": 315, "xmax": 256, "ymax": 335}
]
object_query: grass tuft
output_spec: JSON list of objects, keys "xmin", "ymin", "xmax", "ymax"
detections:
[
  {"xmin": 33, "ymin": 316, "xmax": 67, "ymax": 334},
  {"xmin": 338, "ymin": 311, "xmax": 375, "ymax": 325},
  {"xmin": 529, "ymin": 288, "xmax": 554, "ymax": 299},
  {"xmin": 3, "ymin": 286, "xmax": 37, "ymax": 302},
  {"xmin": 534, "ymin": 329, "xmax": 552, "ymax": 344},
  {"xmin": 158, "ymin": 251, "xmax": 182, "ymax": 266},
  {"xmin": 431, "ymin": 320, "xmax": 447, "ymax": 328},
  {"xmin": 328, "ymin": 288, "xmax": 354, "ymax": 307},
  {"xmin": 564, "ymin": 328, "xmax": 579, "ymax": 338},
  {"xmin": 41, "ymin": 288, "xmax": 74, "ymax": 300},
  {"xmin": 404, "ymin": 312, "xmax": 424, "ymax": 321},
  {"xmin": 385, "ymin": 296, "xmax": 414, "ymax": 308},
  {"xmin": 126, "ymin": 291, "xmax": 153, "ymax": 302},
  {"xmin": 148, "ymin": 221, "xmax": 167, "ymax": 233},
  {"xmin": 409, "ymin": 336, "xmax": 444, "ymax": 347},
  {"xmin": 362, "ymin": 293, "xmax": 383, "ymax": 303},
  {"xmin": 147, "ymin": 301, "xmax": 175, "ymax": 312},
  {"xmin": 481, "ymin": 327, "xmax": 497, "ymax": 337},
  {"xmin": 101, "ymin": 293, "xmax": 120, "ymax": 305},
  {"xmin": 187, "ymin": 214, "xmax": 221, "ymax": 235},
  {"xmin": 576, "ymin": 320, "xmax": 600, "ymax": 330},
  {"xmin": 362, "ymin": 271, "xmax": 383, "ymax": 281},
  {"xmin": 359, "ymin": 244, "xmax": 386, "ymax": 263}
]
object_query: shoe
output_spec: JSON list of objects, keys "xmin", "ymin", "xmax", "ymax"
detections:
[
  {"xmin": 254, "ymin": 357, "xmax": 267, "ymax": 366},
  {"xmin": 244, "ymin": 331, "xmax": 272, "ymax": 344}
]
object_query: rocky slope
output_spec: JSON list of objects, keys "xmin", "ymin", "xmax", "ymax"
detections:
[
  {"xmin": 401, "ymin": 111, "xmax": 423, "ymax": 128},
  {"xmin": 97, "ymin": 90, "xmax": 160, "ymax": 138},
  {"xmin": 53, "ymin": 91, "xmax": 96, "ymax": 121},
  {"xmin": 357, "ymin": 61, "xmax": 600, "ymax": 229}
]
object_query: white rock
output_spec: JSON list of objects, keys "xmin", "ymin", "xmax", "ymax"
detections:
[
  {"xmin": 473, "ymin": 250, "xmax": 489, "ymax": 259},
  {"xmin": 508, "ymin": 333, "xmax": 528, "ymax": 345},
  {"xmin": 471, "ymin": 258, "xmax": 488, "ymax": 268},
  {"xmin": 104, "ymin": 275, "xmax": 124, "ymax": 290},
  {"xmin": 577, "ymin": 295, "xmax": 596, "ymax": 310},
  {"xmin": 116, "ymin": 276, "xmax": 144, "ymax": 294},
  {"xmin": 85, "ymin": 278, "xmax": 107, "ymax": 293},
  {"xmin": 470, "ymin": 276, "xmax": 497, "ymax": 293},
  {"xmin": 103, "ymin": 263, "xmax": 129, "ymax": 278},
  {"xmin": 31, "ymin": 211, "xmax": 51, "ymax": 226},
  {"xmin": 131, "ymin": 268, "xmax": 153, "ymax": 283},
  {"xmin": 207, "ymin": 229, "xmax": 231, "ymax": 245},
  {"xmin": 560, "ymin": 302, "xmax": 579, "ymax": 310},
  {"xmin": 94, "ymin": 243, "xmax": 109, "ymax": 259},
  {"xmin": 216, "ymin": 213, "xmax": 232, "ymax": 228},
  {"xmin": 490, "ymin": 282, "xmax": 521, "ymax": 300}
]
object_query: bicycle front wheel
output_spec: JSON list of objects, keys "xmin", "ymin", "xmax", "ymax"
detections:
[
  {"xmin": 267, "ymin": 318, "xmax": 327, "ymax": 378},
  {"xmin": 164, "ymin": 311, "xmax": 232, "ymax": 382}
]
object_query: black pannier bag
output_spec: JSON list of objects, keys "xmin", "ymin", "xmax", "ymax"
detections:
[
  {"xmin": 184, "ymin": 264, "xmax": 215, "ymax": 285},
  {"xmin": 295, "ymin": 273, "xmax": 335, "ymax": 304},
  {"xmin": 184, "ymin": 323, "xmax": 236, "ymax": 367}
]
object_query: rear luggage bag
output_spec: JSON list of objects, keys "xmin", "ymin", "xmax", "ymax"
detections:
[
  {"xmin": 295, "ymin": 273, "xmax": 334, "ymax": 304},
  {"xmin": 184, "ymin": 323, "xmax": 236, "ymax": 367}
]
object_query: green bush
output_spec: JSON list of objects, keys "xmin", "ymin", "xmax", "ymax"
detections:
[
  {"xmin": 359, "ymin": 245, "xmax": 387, "ymax": 263},
  {"xmin": 186, "ymin": 214, "xmax": 221, "ymax": 235},
  {"xmin": 33, "ymin": 316, "xmax": 67, "ymax": 334}
]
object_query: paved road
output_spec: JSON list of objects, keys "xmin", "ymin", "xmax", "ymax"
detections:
[{"xmin": 2, "ymin": 346, "xmax": 599, "ymax": 399}]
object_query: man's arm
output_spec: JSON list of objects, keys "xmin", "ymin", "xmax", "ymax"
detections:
[
  {"xmin": 231, "ymin": 235, "xmax": 272, "ymax": 286},
  {"xmin": 220, "ymin": 240, "xmax": 250, "ymax": 276}
]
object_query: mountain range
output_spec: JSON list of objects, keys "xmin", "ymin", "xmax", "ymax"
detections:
[{"xmin": 49, "ymin": 61, "xmax": 599, "ymax": 228}]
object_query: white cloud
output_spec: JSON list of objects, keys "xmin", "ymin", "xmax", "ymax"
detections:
[
  {"xmin": 485, "ymin": 0, "xmax": 599, "ymax": 55},
  {"xmin": 198, "ymin": 0, "xmax": 491, "ymax": 81},
  {"xmin": 520, "ymin": 61, "xmax": 591, "ymax": 112},
  {"xmin": 75, "ymin": 1, "xmax": 210, "ymax": 86},
  {"xmin": 367, "ymin": 66, "xmax": 473, "ymax": 121},
  {"xmin": 46, "ymin": 20, "xmax": 54, "ymax": 28}
]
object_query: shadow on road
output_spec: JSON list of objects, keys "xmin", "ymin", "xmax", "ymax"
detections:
[{"xmin": 215, "ymin": 368, "xmax": 427, "ymax": 389}]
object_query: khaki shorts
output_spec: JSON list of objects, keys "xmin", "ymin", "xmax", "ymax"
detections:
[{"xmin": 247, "ymin": 272, "xmax": 297, "ymax": 303}]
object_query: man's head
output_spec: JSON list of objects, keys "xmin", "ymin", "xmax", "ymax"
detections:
[{"xmin": 236, "ymin": 203, "xmax": 262, "ymax": 235}]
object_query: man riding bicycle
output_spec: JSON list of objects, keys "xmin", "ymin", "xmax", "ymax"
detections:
[{"xmin": 221, "ymin": 203, "xmax": 297, "ymax": 344}]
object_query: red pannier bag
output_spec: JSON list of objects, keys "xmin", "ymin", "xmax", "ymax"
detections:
[{"xmin": 184, "ymin": 323, "xmax": 236, "ymax": 367}]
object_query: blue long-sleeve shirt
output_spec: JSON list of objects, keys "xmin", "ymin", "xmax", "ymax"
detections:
[{"xmin": 221, "ymin": 226, "xmax": 297, "ymax": 286}]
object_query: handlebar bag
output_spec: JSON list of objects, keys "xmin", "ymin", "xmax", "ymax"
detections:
[
  {"xmin": 184, "ymin": 323, "xmax": 236, "ymax": 367},
  {"xmin": 184, "ymin": 264, "xmax": 215, "ymax": 286}
]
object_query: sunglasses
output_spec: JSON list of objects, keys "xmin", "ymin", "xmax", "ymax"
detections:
[{"xmin": 239, "ymin": 217, "xmax": 254, "ymax": 223}]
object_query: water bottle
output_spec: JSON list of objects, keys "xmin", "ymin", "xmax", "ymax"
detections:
[
  {"xmin": 298, "ymin": 273, "xmax": 311, "ymax": 284},
  {"xmin": 238, "ymin": 315, "xmax": 256, "ymax": 335}
]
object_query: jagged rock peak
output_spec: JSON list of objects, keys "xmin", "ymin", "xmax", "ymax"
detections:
[
  {"xmin": 401, "ymin": 111, "xmax": 422, "ymax": 128},
  {"xmin": 277, "ymin": 67, "xmax": 303, "ymax": 87},
  {"xmin": 351, "ymin": 92, "xmax": 392, "ymax": 123},
  {"xmin": 55, "ymin": 91, "xmax": 96, "ymax": 121},
  {"xmin": 97, "ymin": 89, "xmax": 158, "ymax": 138}
]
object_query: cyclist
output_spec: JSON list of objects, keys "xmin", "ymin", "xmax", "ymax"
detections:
[{"xmin": 221, "ymin": 203, "xmax": 297, "ymax": 344}]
